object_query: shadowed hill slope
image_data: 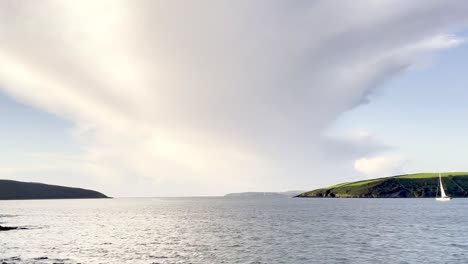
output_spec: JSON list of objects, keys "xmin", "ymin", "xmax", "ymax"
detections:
[
  {"xmin": 297, "ymin": 172, "xmax": 468, "ymax": 198},
  {"xmin": 0, "ymin": 180, "xmax": 109, "ymax": 200}
]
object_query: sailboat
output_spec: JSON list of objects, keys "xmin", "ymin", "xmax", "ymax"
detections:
[{"xmin": 436, "ymin": 173, "xmax": 452, "ymax": 201}]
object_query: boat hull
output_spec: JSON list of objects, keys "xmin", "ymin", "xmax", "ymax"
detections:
[{"xmin": 436, "ymin": 197, "xmax": 452, "ymax": 201}]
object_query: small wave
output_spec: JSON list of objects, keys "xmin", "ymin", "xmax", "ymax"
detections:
[
  {"xmin": 449, "ymin": 243, "xmax": 468, "ymax": 249},
  {"xmin": 0, "ymin": 256, "xmax": 77, "ymax": 264},
  {"xmin": 0, "ymin": 256, "xmax": 21, "ymax": 264},
  {"xmin": 0, "ymin": 214, "xmax": 18, "ymax": 218}
]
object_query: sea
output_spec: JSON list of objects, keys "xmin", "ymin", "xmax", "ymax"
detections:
[{"xmin": 1, "ymin": 197, "xmax": 467, "ymax": 264}]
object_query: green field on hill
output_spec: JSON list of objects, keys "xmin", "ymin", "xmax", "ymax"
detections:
[{"xmin": 297, "ymin": 172, "xmax": 468, "ymax": 198}]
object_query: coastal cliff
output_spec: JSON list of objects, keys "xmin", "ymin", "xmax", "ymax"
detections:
[{"xmin": 297, "ymin": 172, "xmax": 468, "ymax": 198}]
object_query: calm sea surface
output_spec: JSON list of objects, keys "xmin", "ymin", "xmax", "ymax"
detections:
[{"xmin": 1, "ymin": 197, "xmax": 468, "ymax": 263}]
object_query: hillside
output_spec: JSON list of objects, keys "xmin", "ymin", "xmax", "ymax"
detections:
[
  {"xmin": 297, "ymin": 172, "xmax": 468, "ymax": 198},
  {"xmin": 0, "ymin": 180, "xmax": 109, "ymax": 200}
]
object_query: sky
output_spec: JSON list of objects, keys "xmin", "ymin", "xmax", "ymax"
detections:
[{"xmin": 1, "ymin": 1, "xmax": 468, "ymax": 197}]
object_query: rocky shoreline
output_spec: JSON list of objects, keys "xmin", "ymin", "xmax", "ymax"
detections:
[{"xmin": 0, "ymin": 225, "xmax": 19, "ymax": 231}]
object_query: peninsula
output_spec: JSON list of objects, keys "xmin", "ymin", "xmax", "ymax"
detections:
[
  {"xmin": 297, "ymin": 172, "xmax": 468, "ymax": 198},
  {"xmin": 0, "ymin": 179, "xmax": 109, "ymax": 200}
]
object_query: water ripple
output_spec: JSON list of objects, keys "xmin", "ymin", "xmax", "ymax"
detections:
[{"xmin": 1, "ymin": 198, "xmax": 468, "ymax": 263}]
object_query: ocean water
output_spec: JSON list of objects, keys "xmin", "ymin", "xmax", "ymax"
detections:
[{"xmin": 1, "ymin": 197, "xmax": 468, "ymax": 263}]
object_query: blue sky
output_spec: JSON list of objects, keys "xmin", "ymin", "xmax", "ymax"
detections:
[
  {"xmin": 0, "ymin": 93, "xmax": 75, "ymax": 153},
  {"xmin": 1, "ymin": 1, "xmax": 468, "ymax": 196},
  {"xmin": 332, "ymin": 33, "xmax": 468, "ymax": 174}
]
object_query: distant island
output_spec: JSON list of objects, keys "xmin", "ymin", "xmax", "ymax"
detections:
[
  {"xmin": 297, "ymin": 172, "xmax": 468, "ymax": 198},
  {"xmin": 225, "ymin": 190, "xmax": 305, "ymax": 198},
  {"xmin": 0, "ymin": 179, "xmax": 109, "ymax": 200}
]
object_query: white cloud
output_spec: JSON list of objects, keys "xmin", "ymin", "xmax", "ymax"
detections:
[
  {"xmin": 0, "ymin": 1, "xmax": 467, "ymax": 195},
  {"xmin": 354, "ymin": 155, "xmax": 407, "ymax": 178}
]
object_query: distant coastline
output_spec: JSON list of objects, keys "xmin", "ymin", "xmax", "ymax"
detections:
[
  {"xmin": 224, "ymin": 190, "xmax": 305, "ymax": 198},
  {"xmin": 297, "ymin": 172, "xmax": 468, "ymax": 198},
  {"xmin": 0, "ymin": 179, "xmax": 109, "ymax": 200}
]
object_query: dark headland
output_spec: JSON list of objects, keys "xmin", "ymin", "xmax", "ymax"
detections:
[
  {"xmin": 0, "ymin": 179, "xmax": 109, "ymax": 200},
  {"xmin": 297, "ymin": 172, "xmax": 468, "ymax": 198}
]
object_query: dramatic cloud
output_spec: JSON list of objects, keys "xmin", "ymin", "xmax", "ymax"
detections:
[{"xmin": 0, "ymin": 1, "xmax": 467, "ymax": 195}]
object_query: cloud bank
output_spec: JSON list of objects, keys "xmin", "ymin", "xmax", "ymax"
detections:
[{"xmin": 0, "ymin": 1, "xmax": 467, "ymax": 195}]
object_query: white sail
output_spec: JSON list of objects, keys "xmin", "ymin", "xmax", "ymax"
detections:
[
  {"xmin": 436, "ymin": 173, "xmax": 451, "ymax": 201},
  {"xmin": 439, "ymin": 175, "xmax": 447, "ymax": 198}
]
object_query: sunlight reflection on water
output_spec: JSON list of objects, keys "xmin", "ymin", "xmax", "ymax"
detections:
[{"xmin": 1, "ymin": 198, "xmax": 468, "ymax": 263}]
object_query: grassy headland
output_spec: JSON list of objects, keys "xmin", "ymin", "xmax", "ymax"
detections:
[{"xmin": 297, "ymin": 172, "xmax": 468, "ymax": 198}]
